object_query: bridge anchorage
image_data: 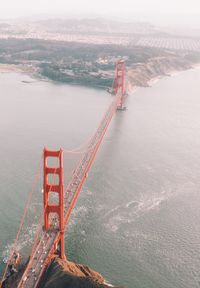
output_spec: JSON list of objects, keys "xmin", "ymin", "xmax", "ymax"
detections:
[{"xmin": 0, "ymin": 59, "xmax": 127, "ymax": 288}]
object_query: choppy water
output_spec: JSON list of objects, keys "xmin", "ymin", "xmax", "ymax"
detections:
[{"xmin": 1, "ymin": 68, "xmax": 200, "ymax": 288}]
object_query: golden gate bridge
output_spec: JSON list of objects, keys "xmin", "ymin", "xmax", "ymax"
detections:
[{"xmin": 0, "ymin": 59, "xmax": 126, "ymax": 288}]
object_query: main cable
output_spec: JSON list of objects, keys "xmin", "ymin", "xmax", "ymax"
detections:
[{"xmin": 0, "ymin": 155, "xmax": 43, "ymax": 286}]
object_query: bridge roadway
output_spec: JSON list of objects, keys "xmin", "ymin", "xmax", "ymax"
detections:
[{"xmin": 17, "ymin": 95, "xmax": 120, "ymax": 288}]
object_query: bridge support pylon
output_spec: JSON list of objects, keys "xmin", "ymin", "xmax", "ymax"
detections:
[
  {"xmin": 115, "ymin": 59, "xmax": 126, "ymax": 111},
  {"xmin": 43, "ymin": 147, "xmax": 65, "ymax": 260}
]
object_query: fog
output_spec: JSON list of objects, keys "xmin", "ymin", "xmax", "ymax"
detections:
[{"xmin": 0, "ymin": 0, "xmax": 200, "ymax": 29}]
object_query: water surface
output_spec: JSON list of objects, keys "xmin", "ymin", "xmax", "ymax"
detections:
[{"xmin": 1, "ymin": 69, "xmax": 200, "ymax": 288}]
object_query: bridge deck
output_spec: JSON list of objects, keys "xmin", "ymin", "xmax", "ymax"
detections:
[{"xmin": 17, "ymin": 96, "xmax": 119, "ymax": 288}]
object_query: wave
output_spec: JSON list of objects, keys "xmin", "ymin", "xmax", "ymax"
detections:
[
  {"xmin": 104, "ymin": 192, "xmax": 169, "ymax": 232},
  {"xmin": 1, "ymin": 223, "xmax": 39, "ymax": 262},
  {"xmin": 104, "ymin": 281, "xmax": 115, "ymax": 287}
]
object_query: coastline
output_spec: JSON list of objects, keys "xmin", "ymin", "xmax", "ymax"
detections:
[
  {"xmin": 127, "ymin": 61, "xmax": 200, "ymax": 95},
  {"xmin": 150, "ymin": 62, "xmax": 200, "ymax": 87},
  {"xmin": 0, "ymin": 64, "xmax": 22, "ymax": 73},
  {"xmin": 0, "ymin": 64, "xmax": 46, "ymax": 82},
  {"xmin": 1, "ymin": 60, "xmax": 200, "ymax": 95},
  {"xmin": 1, "ymin": 57, "xmax": 200, "ymax": 288}
]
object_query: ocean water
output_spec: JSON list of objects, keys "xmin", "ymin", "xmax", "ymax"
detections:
[{"xmin": 1, "ymin": 68, "xmax": 200, "ymax": 287}]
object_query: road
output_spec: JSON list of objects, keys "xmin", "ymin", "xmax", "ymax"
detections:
[{"xmin": 17, "ymin": 95, "xmax": 119, "ymax": 288}]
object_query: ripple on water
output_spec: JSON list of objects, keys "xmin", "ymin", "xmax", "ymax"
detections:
[
  {"xmin": 104, "ymin": 192, "xmax": 171, "ymax": 232},
  {"xmin": 1, "ymin": 223, "xmax": 39, "ymax": 262}
]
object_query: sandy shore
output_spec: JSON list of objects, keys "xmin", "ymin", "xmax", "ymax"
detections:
[
  {"xmin": 147, "ymin": 70, "xmax": 180, "ymax": 87},
  {"xmin": 149, "ymin": 62, "xmax": 200, "ymax": 89},
  {"xmin": 0, "ymin": 64, "xmax": 22, "ymax": 73},
  {"xmin": 130, "ymin": 61, "xmax": 200, "ymax": 95},
  {"xmin": 191, "ymin": 62, "xmax": 200, "ymax": 69},
  {"xmin": 0, "ymin": 64, "xmax": 44, "ymax": 83}
]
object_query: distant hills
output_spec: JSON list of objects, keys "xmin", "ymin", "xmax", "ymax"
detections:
[{"xmin": 33, "ymin": 18, "xmax": 157, "ymax": 35}]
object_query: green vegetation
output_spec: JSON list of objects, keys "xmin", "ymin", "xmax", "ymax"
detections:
[{"xmin": 0, "ymin": 38, "xmax": 199, "ymax": 88}]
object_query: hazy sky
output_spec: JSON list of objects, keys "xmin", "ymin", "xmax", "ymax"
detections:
[{"xmin": 0, "ymin": 0, "xmax": 200, "ymax": 28}]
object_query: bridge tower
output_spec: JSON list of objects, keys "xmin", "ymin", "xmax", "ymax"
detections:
[
  {"xmin": 115, "ymin": 59, "xmax": 126, "ymax": 110},
  {"xmin": 43, "ymin": 148, "xmax": 65, "ymax": 259}
]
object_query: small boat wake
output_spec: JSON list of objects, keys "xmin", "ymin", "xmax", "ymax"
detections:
[{"xmin": 104, "ymin": 191, "xmax": 170, "ymax": 233}]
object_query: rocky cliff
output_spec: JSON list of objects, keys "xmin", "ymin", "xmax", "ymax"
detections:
[
  {"xmin": 126, "ymin": 53, "xmax": 200, "ymax": 92},
  {"xmin": 38, "ymin": 257, "xmax": 122, "ymax": 288}
]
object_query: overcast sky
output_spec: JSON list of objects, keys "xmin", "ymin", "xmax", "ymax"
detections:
[{"xmin": 0, "ymin": 0, "xmax": 200, "ymax": 28}]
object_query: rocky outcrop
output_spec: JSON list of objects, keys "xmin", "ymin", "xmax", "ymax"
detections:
[
  {"xmin": 126, "ymin": 55, "xmax": 199, "ymax": 92},
  {"xmin": 39, "ymin": 257, "xmax": 122, "ymax": 288}
]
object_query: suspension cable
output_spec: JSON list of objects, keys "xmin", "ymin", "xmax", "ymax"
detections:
[
  {"xmin": 17, "ymin": 153, "xmax": 62, "ymax": 287},
  {"xmin": 0, "ymin": 155, "xmax": 43, "ymax": 286}
]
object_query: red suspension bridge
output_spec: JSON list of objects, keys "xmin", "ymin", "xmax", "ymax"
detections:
[{"xmin": 0, "ymin": 60, "xmax": 126, "ymax": 288}]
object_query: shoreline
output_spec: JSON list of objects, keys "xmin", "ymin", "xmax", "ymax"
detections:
[
  {"xmin": 0, "ymin": 64, "xmax": 22, "ymax": 73},
  {"xmin": 1, "ymin": 62, "xmax": 200, "ymax": 94},
  {"xmin": 128, "ymin": 61, "xmax": 200, "ymax": 95},
  {"xmin": 151, "ymin": 62, "xmax": 200, "ymax": 86}
]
